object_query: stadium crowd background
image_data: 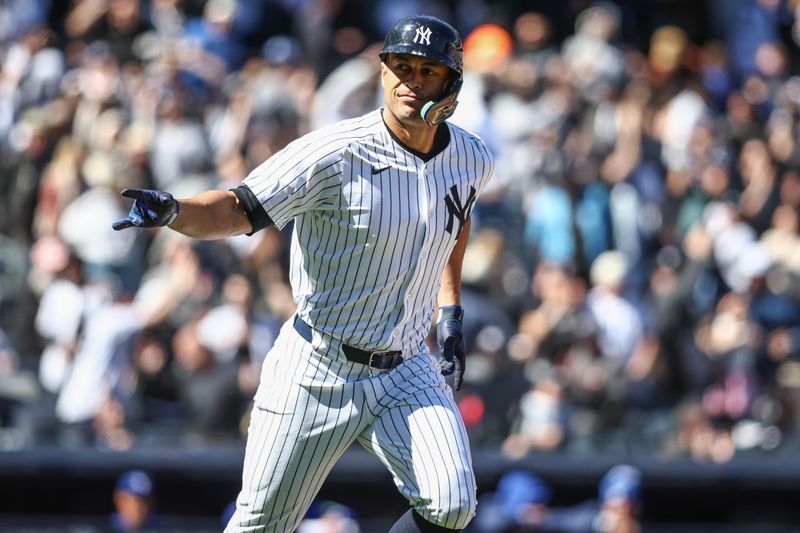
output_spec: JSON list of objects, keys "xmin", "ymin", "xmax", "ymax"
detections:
[{"xmin": 1, "ymin": 0, "xmax": 800, "ymax": 530}]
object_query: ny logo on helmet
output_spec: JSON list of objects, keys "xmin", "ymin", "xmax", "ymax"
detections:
[{"xmin": 414, "ymin": 26, "xmax": 432, "ymax": 45}]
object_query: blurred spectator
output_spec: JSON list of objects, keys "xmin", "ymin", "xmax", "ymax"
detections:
[
  {"xmin": 0, "ymin": 106, "xmax": 57, "ymax": 244},
  {"xmin": 594, "ymin": 465, "xmax": 643, "ymax": 533},
  {"xmin": 298, "ymin": 499, "xmax": 361, "ymax": 533},
  {"xmin": 761, "ymin": 202, "xmax": 800, "ymax": 275},
  {"xmin": 294, "ymin": 0, "xmax": 376, "ymax": 80},
  {"xmin": 646, "ymin": 25, "xmax": 691, "ymax": 89},
  {"xmin": 32, "ymin": 237, "xmax": 85, "ymax": 396},
  {"xmin": 57, "ymin": 166, "xmax": 145, "ymax": 291},
  {"xmin": 310, "ymin": 41, "xmax": 381, "ymax": 129},
  {"xmin": 0, "ymin": 0, "xmax": 51, "ymax": 45},
  {"xmin": 561, "ymin": 2, "xmax": 624, "ymax": 104},
  {"xmin": 171, "ymin": 317, "xmax": 250, "ymax": 441},
  {"xmin": 111, "ymin": 470, "xmax": 161, "ymax": 532},
  {"xmin": 0, "ymin": 232, "xmax": 37, "ymax": 360},
  {"xmin": 503, "ymin": 374, "xmax": 567, "ymax": 458},
  {"xmin": 52, "ymin": 275, "xmax": 143, "ymax": 447},
  {"xmin": 513, "ymin": 12, "xmax": 558, "ymax": 72},
  {"xmin": 671, "ymin": 400, "xmax": 734, "ymax": 463},
  {"xmin": 0, "ymin": 329, "xmax": 38, "ymax": 448},
  {"xmin": 128, "ymin": 328, "xmax": 180, "ymax": 432},
  {"xmin": 711, "ymin": 0, "xmax": 792, "ymax": 81},
  {"xmin": 180, "ymin": 0, "xmax": 247, "ymax": 82},
  {"xmin": 586, "ymin": 251, "xmax": 643, "ymax": 364},
  {"xmin": 65, "ymin": 0, "xmax": 149, "ymax": 65},
  {"xmin": 149, "ymin": 95, "xmax": 212, "ymax": 190},
  {"xmin": 0, "ymin": 25, "xmax": 64, "ymax": 129},
  {"xmin": 456, "ymin": 290, "xmax": 528, "ymax": 446},
  {"xmin": 540, "ymin": 464, "xmax": 643, "ymax": 533},
  {"xmin": 737, "ymin": 138, "xmax": 780, "ymax": 233},
  {"xmin": 524, "ymin": 180, "xmax": 576, "ymax": 266},
  {"xmin": 467, "ymin": 470, "xmax": 552, "ymax": 532}
]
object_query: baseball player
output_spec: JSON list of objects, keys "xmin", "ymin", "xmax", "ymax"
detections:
[{"xmin": 113, "ymin": 15, "xmax": 493, "ymax": 533}]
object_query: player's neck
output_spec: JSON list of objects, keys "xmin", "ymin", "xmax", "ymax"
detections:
[{"xmin": 382, "ymin": 108, "xmax": 437, "ymax": 155}]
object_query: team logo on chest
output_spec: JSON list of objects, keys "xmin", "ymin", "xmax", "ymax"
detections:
[
  {"xmin": 443, "ymin": 185, "xmax": 477, "ymax": 239},
  {"xmin": 414, "ymin": 26, "xmax": 432, "ymax": 45}
]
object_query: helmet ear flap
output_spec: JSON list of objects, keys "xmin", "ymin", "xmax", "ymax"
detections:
[{"xmin": 420, "ymin": 78, "xmax": 462, "ymax": 126}]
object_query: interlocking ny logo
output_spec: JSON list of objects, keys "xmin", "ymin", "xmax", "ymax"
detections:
[
  {"xmin": 414, "ymin": 26, "xmax": 432, "ymax": 45},
  {"xmin": 444, "ymin": 185, "xmax": 477, "ymax": 239}
]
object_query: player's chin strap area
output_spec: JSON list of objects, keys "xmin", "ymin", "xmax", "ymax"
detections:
[{"xmin": 420, "ymin": 78, "xmax": 462, "ymax": 126}]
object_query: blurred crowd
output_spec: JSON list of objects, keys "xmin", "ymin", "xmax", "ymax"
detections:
[
  {"xmin": 82, "ymin": 468, "xmax": 363, "ymax": 532},
  {"xmin": 1, "ymin": 0, "xmax": 800, "ymax": 476},
  {"xmin": 104, "ymin": 465, "xmax": 643, "ymax": 533},
  {"xmin": 468, "ymin": 465, "xmax": 643, "ymax": 533}
]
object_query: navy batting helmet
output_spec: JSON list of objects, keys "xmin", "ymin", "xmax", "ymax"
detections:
[{"xmin": 380, "ymin": 15, "xmax": 464, "ymax": 125}]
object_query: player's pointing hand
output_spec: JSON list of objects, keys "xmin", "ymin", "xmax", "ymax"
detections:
[{"xmin": 112, "ymin": 188, "xmax": 179, "ymax": 230}]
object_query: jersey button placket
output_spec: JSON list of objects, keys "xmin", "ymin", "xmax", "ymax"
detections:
[{"xmin": 398, "ymin": 161, "xmax": 428, "ymax": 331}]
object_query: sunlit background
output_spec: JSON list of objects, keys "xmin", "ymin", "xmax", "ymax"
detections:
[{"xmin": 1, "ymin": 0, "xmax": 800, "ymax": 531}]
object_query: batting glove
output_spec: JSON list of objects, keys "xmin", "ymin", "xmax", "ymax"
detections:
[
  {"xmin": 112, "ymin": 188, "xmax": 179, "ymax": 231},
  {"xmin": 437, "ymin": 304, "xmax": 466, "ymax": 391}
]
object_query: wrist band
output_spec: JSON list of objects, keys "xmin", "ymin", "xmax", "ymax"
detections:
[
  {"xmin": 438, "ymin": 304, "xmax": 464, "ymax": 322},
  {"xmin": 165, "ymin": 201, "xmax": 179, "ymax": 226}
]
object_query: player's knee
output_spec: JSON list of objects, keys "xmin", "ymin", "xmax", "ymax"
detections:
[{"xmin": 418, "ymin": 491, "xmax": 477, "ymax": 530}]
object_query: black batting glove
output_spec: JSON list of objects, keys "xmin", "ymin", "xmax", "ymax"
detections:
[
  {"xmin": 437, "ymin": 304, "xmax": 466, "ymax": 391},
  {"xmin": 112, "ymin": 188, "xmax": 179, "ymax": 231}
]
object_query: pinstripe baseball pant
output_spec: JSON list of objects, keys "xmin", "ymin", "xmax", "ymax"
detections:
[{"xmin": 225, "ymin": 317, "xmax": 477, "ymax": 532}]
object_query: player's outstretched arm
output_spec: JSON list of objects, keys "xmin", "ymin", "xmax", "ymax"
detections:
[{"xmin": 113, "ymin": 188, "xmax": 253, "ymax": 240}]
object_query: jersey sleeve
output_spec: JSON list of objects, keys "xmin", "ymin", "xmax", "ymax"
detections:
[
  {"xmin": 240, "ymin": 133, "xmax": 344, "ymax": 231},
  {"xmin": 468, "ymin": 134, "xmax": 495, "ymax": 198}
]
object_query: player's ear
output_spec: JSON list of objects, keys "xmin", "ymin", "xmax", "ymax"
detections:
[{"xmin": 379, "ymin": 61, "xmax": 387, "ymax": 88}]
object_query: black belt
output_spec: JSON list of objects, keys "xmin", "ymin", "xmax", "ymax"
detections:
[{"xmin": 293, "ymin": 316, "xmax": 404, "ymax": 370}]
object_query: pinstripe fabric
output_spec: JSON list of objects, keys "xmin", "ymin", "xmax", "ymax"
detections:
[
  {"xmin": 229, "ymin": 109, "xmax": 492, "ymax": 532},
  {"xmin": 242, "ymin": 109, "xmax": 493, "ymax": 353},
  {"xmin": 226, "ymin": 319, "xmax": 477, "ymax": 532}
]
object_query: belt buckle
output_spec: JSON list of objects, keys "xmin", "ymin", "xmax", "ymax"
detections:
[{"xmin": 368, "ymin": 351, "xmax": 399, "ymax": 370}]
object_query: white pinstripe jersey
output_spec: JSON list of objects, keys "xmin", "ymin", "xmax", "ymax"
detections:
[{"xmin": 242, "ymin": 109, "xmax": 493, "ymax": 354}]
